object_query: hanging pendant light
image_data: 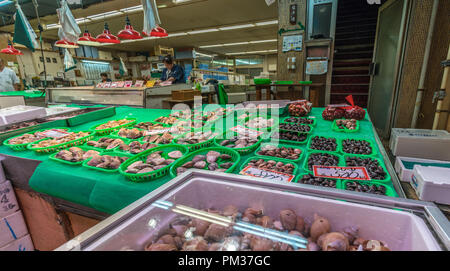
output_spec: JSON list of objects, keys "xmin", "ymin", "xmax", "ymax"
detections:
[
  {"xmin": 78, "ymin": 29, "xmax": 100, "ymax": 46},
  {"xmin": 1, "ymin": 41, "xmax": 24, "ymax": 55},
  {"xmin": 118, "ymin": 16, "xmax": 142, "ymax": 40},
  {"xmin": 96, "ymin": 22, "xmax": 120, "ymax": 44},
  {"xmin": 149, "ymin": 24, "xmax": 168, "ymax": 37},
  {"xmin": 55, "ymin": 39, "xmax": 79, "ymax": 48}
]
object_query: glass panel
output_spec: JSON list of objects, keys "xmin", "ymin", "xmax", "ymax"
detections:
[
  {"xmin": 49, "ymin": 89, "xmax": 143, "ymax": 106},
  {"xmin": 368, "ymin": 0, "xmax": 404, "ymax": 135},
  {"xmin": 312, "ymin": 3, "xmax": 332, "ymax": 38}
]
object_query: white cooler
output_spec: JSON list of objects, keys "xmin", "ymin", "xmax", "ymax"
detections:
[{"xmin": 411, "ymin": 166, "xmax": 450, "ymax": 205}]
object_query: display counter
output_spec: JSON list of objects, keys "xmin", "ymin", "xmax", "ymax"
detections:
[
  {"xmin": 0, "ymin": 91, "xmax": 46, "ymax": 107},
  {"xmin": 0, "ymin": 105, "xmax": 432, "ymax": 250},
  {"xmin": 46, "ymin": 84, "xmax": 193, "ymax": 108}
]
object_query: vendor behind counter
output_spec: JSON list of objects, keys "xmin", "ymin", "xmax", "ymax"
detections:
[{"xmin": 156, "ymin": 55, "xmax": 185, "ymax": 85}]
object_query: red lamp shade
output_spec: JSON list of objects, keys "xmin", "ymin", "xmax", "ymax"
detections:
[
  {"xmin": 150, "ymin": 25, "xmax": 168, "ymax": 37},
  {"xmin": 0, "ymin": 43, "xmax": 23, "ymax": 55},
  {"xmin": 55, "ymin": 39, "xmax": 79, "ymax": 48},
  {"xmin": 117, "ymin": 17, "xmax": 142, "ymax": 40},
  {"xmin": 96, "ymin": 23, "xmax": 120, "ymax": 44},
  {"xmin": 78, "ymin": 30, "xmax": 100, "ymax": 46}
]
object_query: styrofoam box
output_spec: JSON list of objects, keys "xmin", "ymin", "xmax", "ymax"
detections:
[
  {"xmin": 411, "ymin": 166, "xmax": 450, "ymax": 205},
  {"xmin": 0, "ymin": 234, "xmax": 34, "ymax": 251},
  {"xmin": 395, "ymin": 156, "xmax": 450, "ymax": 183},
  {"xmin": 0, "ymin": 211, "xmax": 28, "ymax": 247},
  {"xmin": 45, "ymin": 106, "xmax": 81, "ymax": 117},
  {"xmin": 389, "ymin": 128, "xmax": 450, "ymax": 161},
  {"xmin": 0, "ymin": 181, "xmax": 19, "ymax": 218},
  {"xmin": 227, "ymin": 92, "xmax": 247, "ymax": 104},
  {"xmin": 0, "ymin": 105, "xmax": 47, "ymax": 126}
]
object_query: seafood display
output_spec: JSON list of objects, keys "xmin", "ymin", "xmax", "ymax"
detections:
[
  {"xmin": 345, "ymin": 157, "xmax": 387, "ymax": 180},
  {"xmin": 309, "ymin": 136, "xmax": 338, "ymax": 152},
  {"xmin": 142, "ymin": 132, "xmax": 174, "ymax": 144},
  {"xmin": 217, "ymin": 135, "xmax": 259, "ymax": 149},
  {"xmin": 124, "ymin": 150, "xmax": 183, "ymax": 174},
  {"xmin": 55, "ymin": 147, "xmax": 100, "ymax": 162},
  {"xmin": 153, "ymin": 116, "xmax": 179, "ymax": 125},
  {"xmin": 271, "ymin": 131, "xmax": 308, "ymax": 143},
  {"xmin": 86, "ymin": 154, "xmax": 129, "ymax": 169},
  {"xmin": 306, "ymin": 153, "xmax": 340, "ymax": 171},
  {"xmin": 31, "ymin": 131, "xmax": 91, "ymax": 148},
  {"xmin": 175, "ymin": 151, "xmax": 234, "ymax": 175},
  {"xmin": 245, "ymin": 117, "xmax": 275, "ymax": 129},
  {"xmin": 288, "ymin": 101, "xmax": 312, "ymax": 117},
  {"xmin": 117, "ymin": 128, "xmax": 144, "ymax": 139},
  {"xmin": 176, "ymin": 131, "xmax": 218, "ymax": 145},
  {"xmin": 134, "ymin": 122, "xmax": 167, "ymax": 131},
  {"xmin": 342, "ymin": 139, "xmax": 373, "ymax": 155},
  {"xmin": 95, "ymin": 119, "xmax": 133, "ymax": 130},
  {"xmin": 87, "ymin": 137, "xmax": 125, "ymax": 150},
  {"xmin": 283, "ymin": 117, "xmax": 315, "ymax": 125},
  {"xmin": 345, "ymin": 181, "xmax": 387, "ymax": 195},
  {"xmin": 297, "ymin": 174, "xmax": 337, "ymax": 188},
  {"xmin": 335, "ymin": 119, "xmax": 357, "ymax": 130},
  {"xmin": 243, "ymin": 158, "xmax": 295, "ymax": 174},
  {"xmin": 118, "ymin": 141, "xmax": 157, "ymax": 154},
  {"xmin": 257, "ymin": 145, "xmax": 302, "ymax": 160}
]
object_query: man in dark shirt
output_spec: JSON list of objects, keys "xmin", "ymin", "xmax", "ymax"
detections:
[
  {"xmin": 100, "ymin": 72, "xmax": 112, "ymax": 83},
  {"xmin": 156, "ymin": 55, "xmax": 185, "ymax": 84}
]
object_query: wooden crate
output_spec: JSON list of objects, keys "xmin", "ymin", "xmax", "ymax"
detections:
[
  {"xmin": 154, "ymin": 45, "xmax": 174, "ymax": 57},
  {"xmin": 171, "ymin": 90, "xmax": 201, "ymax": 100}
]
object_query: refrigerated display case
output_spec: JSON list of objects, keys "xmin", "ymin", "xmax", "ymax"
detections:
[{"xmin": 56, "ymin": 170, "xmax": 449, "ymax": 251}]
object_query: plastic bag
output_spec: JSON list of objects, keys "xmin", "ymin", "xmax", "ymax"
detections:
[
  {"xmin": 322, "ymin": 105, "xmax": 345, "ymax": 121},
  {"xmin": 288, "ymin": 100, "xmax": 312, "ymax": 117},
  {"xmin": 343, "ymin": 95, "xmax": 366, "ymax": 120}
]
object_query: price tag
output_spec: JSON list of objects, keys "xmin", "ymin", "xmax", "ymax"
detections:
[
  {"xmin": 95, "ymin": 83, "xmax": 103, "ymax": 88},
  {"xmin": 116, "ymin": 81, "xmax": 125, "ymax": 88},
  {"xmin": 110, "ymin": 81, "xmax": 119, "ymax": 88},
  {"xmin": 240, "ymin": 166, "xmax": 294, "ymax": 182},
  {"xmin": 103, "ymin": 82, "xmax": 111, "ymax": 88},
  {"xmin": 230, "ymin": 125, "xmax": 263, "ymax": 138},
  {"xmin": 124, "ymin": 81, "xmax": 133, "ymax": 88},
  {"xmin": 37, "ymin": 129, "xmax": 71, "ymax": 139},
  {"xmin": 313, "ymin": 166, "xmax": 370, "ymax": 180}
]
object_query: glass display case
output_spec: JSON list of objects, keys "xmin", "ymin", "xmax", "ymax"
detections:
[{"xmin": 56, "ymin": 170, "xmax": 449, "ymax": 251}]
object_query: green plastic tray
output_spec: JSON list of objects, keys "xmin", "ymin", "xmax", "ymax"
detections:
[
  {"xmin": 275, "ymin": 81, "xmax": 293, "ymax": 85},
  {"xmin": 307, "ymin": 135, "xmax": 340, "ymax": 153},
  {"xmin": 82, "ymin": 151, "xmax": 134, "ymax": 173},
  {"xmin": 27, "ymin": 131, "xmax": 95, "ymax": 153},
  {"xmin": 253, "ymin": 78, "xmax": 272, "ymax": 85},
  {"xmin": 341, "ymin": 180, "xmax": 398, "ymax": 197},
  {"xmin": 302, "ymin": 150, "xmax": 344, "ymax": 173},
  {"xmin": 67, "ymin": 107, "xmax": 116, "ymax": 127},
  {"xmin": 173, "ymin": 128, "xmax": 222, "ymax": 151},
  {"xmin": 3, "ymin": 127, "xmax": 71, "ymax": 151},
  {"xmin": 0, "ymin": 119, "xmax": 68, "ymax": 146},
  {"xmin": 242, "ymin": 116, "xmax": 279, "ymax": 133},
  {"xmin": 119, "ymin": 144, "xmax": 189, "ymax": 182},
  {"xmin": 294, "ymin": 173, "xmax": 342, "ymax": 189},
  {"xmin": 343, "ymin": 155, "xmax": 392, "ymax": 184},
  {"xmin": 110, "ymin": 127, "xmax": 146, "ymax": 141},
  {"xmin": 113, "ymin": 138, "xmax": 158, "ymax": 155},
  {"xmin": 213, "ymin": 131, "xmax": 263, "ymax": 155},
  {"xmin": 169, "ymin": 147, "xmax": 240, "ymax": 178},
  {"xmin": 332, "ymin": 119, "xmax": 360, "ymax": 133},
  {"xmin": 279, "ymin": 123, "xmax": 314, "ymax": 134},
  {"xmin": 90, "ymin": 118, "xmax": 137, "ymax": 135},
  {"xmin": 267, "ymin": 130, "xmax": 309, "ymax": 145},
  {"xmin": 282, "ymin": 116, "xmax": 317, "ymax": 127},
  {"xmin": 49, "ymin": 146, "xmax": 100, "ymax": 166},
  {"xmin": 299, "ymin": 81, "xmax": 313, "ymax": 85},
  {"xmin": 83, "ymin": 135, "xmax": 128, "ymax": 153},
  {"xmin": 254, "ymin": 142, "xmax": 304, "ymax": 163},
  {"xmin": 339, "ymin": 138, "xmax": 378, "ymax": 157},
  {"xmin": 239, "ymin": 156, "xmax": 299, "ymax": 177}
]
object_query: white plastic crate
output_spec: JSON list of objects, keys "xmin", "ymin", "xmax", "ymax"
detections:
[
  {"xmin": 411, "ymin": 166, "xmax": 450, "ymax": 205},
  {"xmin": 395, "ymin": 156, "xmax": 450, "ymax": 183},
  {"xmin": 0, "ymin": 105, "xmax": 47, "ymax": 126}
]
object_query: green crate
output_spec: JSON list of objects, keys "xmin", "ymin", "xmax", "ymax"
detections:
[
  {"xmin": 339, "ymin": 138, "xmax": 378, "ymax": 157},
  {"xmin": 3, "ymin": 127, "xmax": 71, "ymax": 151},
  {"xmin": 119, "ymin": 144, "xmax": 189, "ymax": 182},
  {"xmin": 213, "ymin": 131, "xmax": 263, "ymax": 155},
  {"xmin": 332, "ymin": 119, "xmax": 360, "ymax": 133},
  {"xmin": 341, "ymin": 180, "xmax": 398, "ymax": 197},
  {"xmin": 267, "ymin": 130, "xmax": 309, "ymax": 145},
  {"xmin": 307, "ymin": 135, "xmax": 340, "ymax": 153},
  {"xmin": 282, "ymin": 116, "xmax": 317, "ymax": 127},
  {"xmin": 294, "ymin": 173, "xmax": 342, "ymax": 189},
  {"xmin": 253, "ymin": 78, "xmax": 272, "ymax": 85},
  {"xmin": 49, "ymin": 146, "xmax": 101, "ymax": 166},
  {"xmin": 173, "ymin": 128, "xmax": 222, "ymax": 151},
  {"xmin": 299, "ymin": 81, "xmax": 313, "ymax": 85},
  {"xmin": 82, "ymin": 151, "xmax": 134, "ymax": 173},
  {"xmin": 275, "ymin": 81, "xmax": 293, "ymax": 85},
  {"xmin": 343, "ymin": 155, "xmax": 392, "ymax": 184},
  {"xmin": 169, "ymin": 147, "xmax": 240, "ymax": 178},
  {"xmin": 110, "ymin": 127, "xmax": 146, "ymax": 141},
  {"xmin": 238, "ymin": 156, "xmax": 299, "ymax": 177},
  {"xmin": 0, "ymin": 119, "xmax": 69, "ymax": 145},
  {"xmin": 302, "ymin": 150, "xmax": 344, "ymax": 173},
  {"xmin": 254, "ymin": 142, "xmax": 304, "ymax": 163},
  {"xmin": 27, "ymin": 131, "xmax": 95, "ymax": 153},
  {"xmin": 67, "ymin": 107, "xmax": 116, "ymax": 127},
  {"xmin": 89, "ymin": 118, "xmax": 137, "ymax": 135},
  {"xmin": 83, "ymin": 135, "xmax": 129, "ymax": 153}
]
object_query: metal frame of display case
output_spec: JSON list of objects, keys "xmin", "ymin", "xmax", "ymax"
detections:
[{"xmin": 56, "ymin": 170, "xmax": 449, "ymax": 251}]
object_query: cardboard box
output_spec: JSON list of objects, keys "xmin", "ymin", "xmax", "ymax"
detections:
[
  {"xmin": 411, "ymin": 166, "xmax": 450, "ymax": 205},
  {"xmin": 0, "ymin": 234, "xmax": 34, "ymax": 251},
  {"xmin": 389, "ymin": 128, "xmax": 450, "ymax": 161},
  {"xmin": 395, "ymin": 156, "xmax": 450, "ymax": 183},
  {"xmin": 0, "ymin": 181, "xmax": 19, "ymax": 218},
  {"xmin": 0, "ymin": 211, "xmax": 28, "ymax": 247}
]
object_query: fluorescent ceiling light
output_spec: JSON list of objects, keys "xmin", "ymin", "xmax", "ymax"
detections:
[
  {"xmin": 249, "ymin": 39, "xmax": 277, "ymax": 44},
  {"xmin": 226, "ymin": 49, "xmax": 277, "ymax": 55},
  {"xmin": 255, "ymin": 20, "xmax": 278, "ymax": 26},
  {"xmin": 223, "ymin": 42, "xmax": 250, "ymax": 46},
  {"xmin": 46, "ymin": 23, "xmax": 61, "ymax": 30},
  {"xmin": 173, "ymin": 0, "xmax": 193, "ymax": 3},
  {"xmin": 187, "ymin": 28, "xmax": 219, "ymax": 34},
  {"xmin": 158, "ymin": 5, "xmax": 168, "ymax": 8},
  {"xmin": 81, "ymin": 60, "xmax": 110, "ymax": 65},
  {"xmin": 199, "ymin": 44, "xmax": 223, "ymax": 48},
  {"xmin": 218, "ymin": 24, "xmax": 255, "ymax": 31},
  {"xmin": 120, "ymin": 5, "xmax": 143, "ymax": 12},
  {"xmin": 168, "ymin": 32, "xmax": 188, "ymax": 37},
  {"xmin": 196, "ymin": 52, "xmax": 213, "ymax": 58},
  {"xmin": 87, "ymin": 11, "xmax": 123, "ymax": 20}
]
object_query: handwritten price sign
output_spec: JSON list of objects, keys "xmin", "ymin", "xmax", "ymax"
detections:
[
  {"xmin": 313, "ymin": 165, "xmax": 370, "ymax": 180},
  {"xmin": 230, "ymin": 125, "xmax": 263, "ymax": 138},
  {"xmin": 240, "ymin": 166, "xmax": 294, "ymax": 182}
]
